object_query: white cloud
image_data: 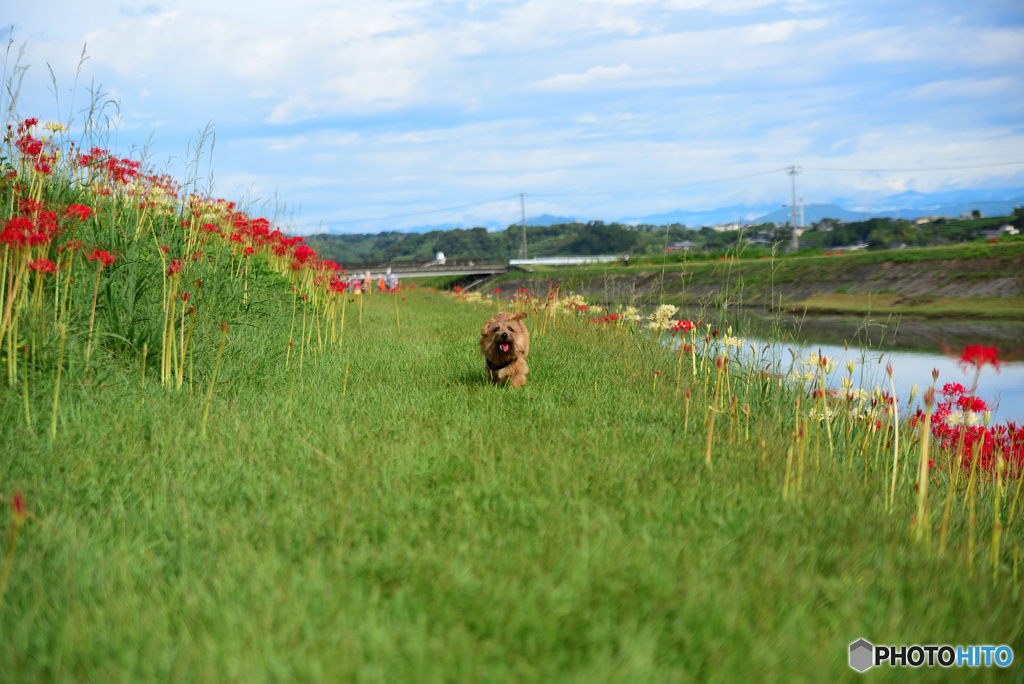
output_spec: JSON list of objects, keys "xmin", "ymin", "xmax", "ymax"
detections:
[
  {"xmin": 8, "ymin": 0, "xmax": 1024, "ymax": 233},
  {"xmin": 537, "ymin": 63, "xmax": 643, "ymax": 90}
]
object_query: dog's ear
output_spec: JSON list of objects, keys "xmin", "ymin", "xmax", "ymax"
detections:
[{"xmin": 512, "ymin": 312, "xmax": 527, "ymax": 321}]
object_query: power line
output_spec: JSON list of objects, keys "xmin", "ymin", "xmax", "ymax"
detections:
[
  {"xmin": 804, "ymin": 160, "xmax": 1024, "ymax": 173},
  {"xmin": 527, "ymin": 168, "xmax": 786, "ymax": 198},
  {"xmin": 324, "ymin": 160, "xmax": 1024, "ymax": 228},
  {"xmin": 330, "ymin": 194, "xmax": 521, "ymax": 225}
]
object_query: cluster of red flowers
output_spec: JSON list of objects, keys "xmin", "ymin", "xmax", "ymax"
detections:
[
  {"xmin": 670, "ymin": 320, "xmax": 695, "ymax": 334},
  {"xmin": 930, "ymin": 382, "xmax": 1023, "ymax": 473},
  {"xmin": 77, "ymin": 146, "xmax": 141, "ymax": 185},
  {"xmin": 88, "ymin": 250, "xmax": 117, "ymax": 269}
]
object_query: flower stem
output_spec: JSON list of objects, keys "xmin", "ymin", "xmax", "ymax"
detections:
[
  {"xmin": 85, "ymin": 266, "xmax": 102, "ymax": 363},
  {"xmin": 50, "ymin": 324, "xmax": 66, "ymax": 441},
  {"xmin": 201, "ymin": 324, "xmax": 228, "ymax": 438}
]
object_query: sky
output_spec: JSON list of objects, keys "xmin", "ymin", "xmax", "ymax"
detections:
[{"xmin": 5, "ymin": 0, "xmax": 1024, "ymax": 233}]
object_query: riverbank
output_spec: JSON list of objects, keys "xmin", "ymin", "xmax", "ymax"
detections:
[{"xmin": 478, "ymin": 242, "xmax": 1024, "ymax": 320}]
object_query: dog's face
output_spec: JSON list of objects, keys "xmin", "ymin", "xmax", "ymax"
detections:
[{"xmin": 480, "ymin": 311, "xmax": 529, "ymax": 361}]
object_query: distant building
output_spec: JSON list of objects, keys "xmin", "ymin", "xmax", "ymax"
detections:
[
  {"xmin": 825, "ymin": 243, "xmax": 869, "ymax": 253},
  {"xmin": 960, "ymin": 211, "xmax": 984, "ymax": 220},
  {"xmin": 666, "ymin": 240, "xmax": 698, "ymax": 252},
  {"xmin": 712, "ymin": 222, "xmax": 742, "ymax": 232},
  {"xmin": 980, "ymin": 225, "xmax": 1019, "ymax": 239}
]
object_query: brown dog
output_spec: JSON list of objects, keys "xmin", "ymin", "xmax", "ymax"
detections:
[{"xmin": 480, "ymin": 311, "xmax": 530, "ymax": 388}]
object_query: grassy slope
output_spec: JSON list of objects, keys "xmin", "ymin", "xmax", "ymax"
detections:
[
  {"xmin": 2, "ymin": 288, "xmax": 1021, "ymax": 682},
  {"xmin": 482, "ymin": 242, "xmax": 1024, "ymax": 319}
]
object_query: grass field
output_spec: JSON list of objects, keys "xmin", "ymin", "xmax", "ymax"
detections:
[
  {"xmin": 3, "ymin": 116, "xmax": 1022, "ymax": 682},
  {"xmin": 3, "ymin": 287, "xmax": 1023, "ymax": 682}
]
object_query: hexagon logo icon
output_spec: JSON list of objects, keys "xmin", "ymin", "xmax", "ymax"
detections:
[{"xmin": 849, "ymin": 639, "xmax": 874, "ymax": 672}]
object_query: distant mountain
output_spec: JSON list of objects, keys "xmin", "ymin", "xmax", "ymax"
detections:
[
  {"xmin": 625, "ymin": 204, "xmax": 780, "ymax": 227},
  {"xmin": 395, "ymin": 219, "xmax": 506, "ymax": 233},
  {"xmin": 320, "ymin": 186, "xmax": 1024, "ymax": 234},
  {"xmin": 525, "ymin": 213, "xmax": 582, "ymax": 226},
  {"xmin": 750, "ymin": 198, "xmax": 1024, "ymax": 225},
  {"xmin": 753, "ymin": 204, "xmax": 868, "ymax": 225}
]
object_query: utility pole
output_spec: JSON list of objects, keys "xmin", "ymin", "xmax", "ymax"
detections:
[
  {"xmin": 799, "ymin": 196, "xmax": 804, "ymax": 231},
  {"xmin": 520, "ymin": 193, "xmax": 527, "ymax": 260},
  {"xmin": 787, "ymin": 165, "xmax": 801, "ymax": 252}
]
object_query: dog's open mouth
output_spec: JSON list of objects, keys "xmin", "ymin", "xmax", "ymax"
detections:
[{"xmin": 499, "ymin": 343, "xmax": 510, "ymax": 353}]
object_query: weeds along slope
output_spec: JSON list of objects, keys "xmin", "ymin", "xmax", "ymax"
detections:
[{"xmin": 1, "ymin": 118, "xmax": 1023, "ymax": 681}]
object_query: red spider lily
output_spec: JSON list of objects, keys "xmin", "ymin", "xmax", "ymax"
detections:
[
  {"xmin": 930, "ymin": 383, "xmax": 1023, "ymax": 474},
  {"xmin": 959, "ymin": 345, "xmax": 1000, "ymax": 373},
  {"xmin": 243, "ymin": 246, "xmax": 255, "ymax": 256},
  {"xmin": 957, "ymin": 395, "xmax": 988, "ymax": 413},
  {"xmin": 942, "ymin": 382, "xmax": 966, "ymax": 397},
  {"xmin": 711, "ymin": 329, "xmax": 719, "ymax": 338},
  {"xmin": 180, "ymin": 291, "xmax": 190, "ymax": 303},
  {"xmin": 15, "ymin": 133, "xmax": 43, "ymax": 157},
  {"xmin": 195, "ymin": 278, "xmax": 203, "ymax": 290},
  {"xmin": 670, "ymin": 320, "xmax": 695, "ymax": 334},
  {"xmin": 493, "ymin": 289, "xmax": 500, "ymax": 294},
  {"xmin": 88, "ymin": 250, "xmax": 117, "ymax": 269},
  {"xmin": 293, "ymin": 244, "xmax": 316, "ymax": 264},
  {"xmin": 12, "ymin": 490, "xmax": 26, "ymax": 524},
  {"xmin": 230, "ymin": 233, "xmax": 244, "ymax": 243},
  {"xmin": 19, "ymin": 198, "xmax": 43, "ymax": 215},
  {"xmin": 166, "ymin": 259, "xmax": 183, "ymax": 276},
  {"xmin": 159, "ymin": 245, "xmax": 169, "ymax": 254},
  {"xmin": 28, "ymin": 258, "xmax": 57, "ymax": 273},
  {"xmin": 65, "ymin": 204, "xmax": 92, "ymax": 221},
  {"xmin": 33, "ymin": 157, "xmax": 54, "ymax": 175}
]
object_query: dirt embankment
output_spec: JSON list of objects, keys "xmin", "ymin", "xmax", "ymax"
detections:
[{"xmin": 489, "ymin": 252, "xmax": 1024, "ymax": 317}]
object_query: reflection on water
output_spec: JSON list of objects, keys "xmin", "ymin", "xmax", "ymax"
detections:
[
  {"xmin": 685, "ymin": 308, "xmax": 1024, "ymax": 355},
  {"xmin": 748, "ymin": 340, "xmax": 1024, "ymax": 424},
  {"xmin": 665, "ymin": 308, "xmax": 1024, "ymax": 423}
]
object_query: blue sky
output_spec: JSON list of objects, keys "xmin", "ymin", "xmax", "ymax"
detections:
[{"xmin": 6, "ymin": 0, "xmax": 1024, "ymax": 233}]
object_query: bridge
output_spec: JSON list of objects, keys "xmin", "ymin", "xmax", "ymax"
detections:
[
  {"xmin": 341, "ymin": 261, "xmax": 513, "ymax": 289},
  {"xmin": 347, "ymin": 262, "xmax": 510, "ymax": 279},
  {"xmin": 343, "ymin": 255, "xmax": 623, "ymax": 280}
]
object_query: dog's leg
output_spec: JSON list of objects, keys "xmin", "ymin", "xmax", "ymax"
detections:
[{"xmin": 509, "ymin": 373, "xmax": 527, "ymax": 388}]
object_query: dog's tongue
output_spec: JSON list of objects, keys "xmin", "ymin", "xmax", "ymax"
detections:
[{"xmin": 499, "ymin": 343, "xmax": 509, "ymax": 352}]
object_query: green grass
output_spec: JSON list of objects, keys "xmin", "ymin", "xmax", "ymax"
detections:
[{"xmin": 2, "ymin": 288, "xmax": 1022, "ymax": 682}]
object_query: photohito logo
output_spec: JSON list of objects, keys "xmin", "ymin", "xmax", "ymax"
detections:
[{"xmin": 849, "ymin": 639, "xmax": 1013, "ymax": 672}]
